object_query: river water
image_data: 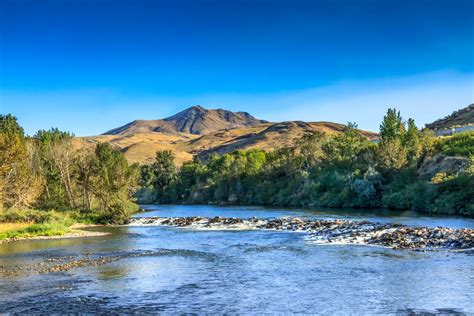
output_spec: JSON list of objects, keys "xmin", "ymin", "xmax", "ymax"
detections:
[{"xmin": 1, "ymin": 205, "xmax": 473, "ymax": 314}]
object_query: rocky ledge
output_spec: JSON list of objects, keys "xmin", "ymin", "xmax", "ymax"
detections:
[{"xmin": 129, "ymin": 216, "xmax": 474, "ymax": 251}]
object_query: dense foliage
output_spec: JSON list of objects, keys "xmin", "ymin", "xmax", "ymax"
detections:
[
  {"xmin": 138, "ymin": 109, "xmax": 474, "ymax": 217},
  {"xmin": 0, "ymin": 115, "xmax": 139, "ymax": 224},
  {"xmin": 2, "ymin": 109, "xmax": 473, "ymax": 223},
  {"xmin": 435, "ymin": 131, "xmax": 474, "ymax": 157}
]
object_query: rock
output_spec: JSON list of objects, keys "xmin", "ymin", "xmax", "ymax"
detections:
[{"xmin": 128, "ymin": 215, "xmax": 474, "ymax": 251}]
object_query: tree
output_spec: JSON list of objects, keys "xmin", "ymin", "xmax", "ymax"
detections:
[
  {"xmin": 402, "ymin": 118, "xmax": 422, "ymax": 165},
  {"xmin": 91, "ymin": 143, "xmax": 138, "ymax": 212},
  {"xmin": 150, "ymin": 150, "xmax": 177, "ymax": 201},
  {"xmin": 173, "ymin": 161, "xmax": 201, "ymax": 200},
  {"xmin": 0, "ymin": 115, "xmax": 41, "ymax": 209},
  {"xmin": 377, "ymin": 139, "xmax": 408, "ymax": 170},
  {"xmin": 377, "ymin": 109, "xmax": 409, "ymax": 171},
  {"xmin": 379, "ymin": 108, "xmax": 405, "ymax": 142},
  {"xmin": 34, "ymin": 128, "xmax": 77, "ymax": 209},
  {"xmin": 322, "ymin": 122, "xmax": 372, "ymax": 171},
  {"xmin": 296, "ymin": 131, "xmax": 326, "ymax": 169},
  {"xmin": 75, "ymin": 144, "xmax": 96, "ymax": 210}
]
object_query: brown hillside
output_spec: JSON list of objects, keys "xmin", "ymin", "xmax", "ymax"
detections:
[
  {"xmin": 77, "ymin": 106, "xmax": 378, "ymax": 165},
  {"xmin": 425, "ymin": 104, "xmax": 474, "ymax": 130},
  {"xmin": 103, "ymin": 105, "xmax": 267, "ymax": 136},
  {"xmin": 79, "ymin": 120, "xmax": 377, "ymax": 165},
  {"xmin": 78, "ymin": 132, "xmax": 198, "ymax": 165},
  {"xmin": 196, "ymin": 121, "xmax": 378, "ymax": 160}
]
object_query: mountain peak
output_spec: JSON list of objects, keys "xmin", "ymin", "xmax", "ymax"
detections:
[
  {"xmin": 184, "ymin": 105, "xmax": 207, "ymax": 113},
  {"xmin": 165, "ymin": 105, "xmax": 208, "ymax": 121},
  {"xmin": 103, "ymin": 105, "xmax": 267, "ymax": 136}
]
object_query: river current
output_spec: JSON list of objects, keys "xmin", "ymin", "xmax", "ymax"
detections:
[{"xmin": 1, "ymin": 205, "xmax": 473, "ymax": 314}]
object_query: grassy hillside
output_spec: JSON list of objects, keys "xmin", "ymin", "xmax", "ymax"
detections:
[{"xmin": 80, "ymin": 121, "xmax": 378, "ymax": 165}]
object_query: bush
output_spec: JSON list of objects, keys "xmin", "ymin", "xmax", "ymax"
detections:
[
  {"xmin": 431, "ymin": 173, "xmax": 474, "ymax": 216},
  {"xmin": 0, "ymin": 209, "xmax": 72, "ymax": 224},
  {"xmin": 84, "ymin": 201, "xmax": 139, "ymax": 225},
  {"xmin": 436, "ymin": 131, "xmax": 474, "ymax": 157}
]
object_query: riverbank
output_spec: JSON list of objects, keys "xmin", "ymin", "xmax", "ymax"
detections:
[
  {"xmin": 129, "ymin": 216, "xmax": 474, "ymax": 251},
  {"xmin": 0, "ymin": 209, "xmax": 115, "ymax": 244},
  {"xmin": 0, "ymin": 229, "xmax": 110, "ymax": 244},
  {"xmin": 0, "ymin": 222, "xmax": 109, "ymax": 244}
]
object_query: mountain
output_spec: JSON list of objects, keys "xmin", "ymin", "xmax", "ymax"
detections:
[
  {"xmin": 103, "ymin": 105, "xmax": 267, "ymax": 136},
  {"xmin": 425, "ymin": 104, "xmax": 474, "ymax": 130},
  {"xmin": 80, "ymin": 118, "xmax": 377, "ymax": 165},
  {"xmin": 76, "ymin": 105, "xmax": 378, "ymax": 165}
]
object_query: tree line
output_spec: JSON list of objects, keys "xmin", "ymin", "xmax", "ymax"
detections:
[
  {"xmin": 1, "ymin": 109, "xmax": 473, "ymax": 220},
  {"xmin": 0, "ymin": 115, "xmax": 139, "ymax": 223},
  {"xmin": 137, "ymin": 109, "xmax": 474, "ymax": 216}
]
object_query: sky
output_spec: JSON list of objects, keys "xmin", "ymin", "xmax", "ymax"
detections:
[{"xmin": 0, "ymin": 0, "xmax": 473, "ymax": 135}]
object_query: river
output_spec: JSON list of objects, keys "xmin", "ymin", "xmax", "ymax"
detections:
[{"xmin": 1, "ymin": 205, "xmax": 473, "ymax": 314}]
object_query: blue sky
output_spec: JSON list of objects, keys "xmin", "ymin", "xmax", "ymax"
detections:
[{"xmin": 0, "ymin": 0, "xmax": 473, "ymax": 135}]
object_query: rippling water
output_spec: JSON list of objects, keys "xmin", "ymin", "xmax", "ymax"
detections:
[{"xmin": 1, "ymin": 205, "xmax": 473, "ymax": 314}]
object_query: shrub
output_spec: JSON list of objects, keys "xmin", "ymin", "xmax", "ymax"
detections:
[
  {"xmin": 0, "ymin": 209, "xmax": 71, "ymax": 224},
  {"xmin": 436, "ymin": 131, "xmax": 474, "ymax": 157}
]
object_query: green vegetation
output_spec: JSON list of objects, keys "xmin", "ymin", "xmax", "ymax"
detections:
[
  {"xmin": 435, "ymin": 131, "xmax": 474, "ymax": 157},
  {"xmin": 0, "ymin": 209, "xmax": 73, "ymax": 241},
  {"xmin": 0, "ymin": 209, "xmax": 72, "ymax": 224},
  {"xmin": 0, "ymin": 222, "xmax": 70, "ymax": 241},
  {"xmin": 0, "ymin": 115, "xmax": 140, "ymax": 225},
  {"xmin": 138, "ymin": 109, "xmax": 474, "ymax": 217},
  {"xmin": 2, "ymin": 108, "xmax": 473, "ymax": 231}
]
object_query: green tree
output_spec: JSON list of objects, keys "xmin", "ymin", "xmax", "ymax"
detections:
[
  {"xmin": 91, "ymin": 143, "xmax": 139, "ymax": 214},
  {"xmin": 322, "ymin": 122, "xmax": 372, "ymax": 171},
  {"xmin": 0, "ymin": 115, "xmax": 41, "ymax": 209},
  {"xmin": 34, "ymin": 128, "xmax": 77, "ymax": 209},
  {"xmin": 403, "ymin": 118, "xmax": 424, "ymax": 165},
  {"xmin": 377, "ymin": 109, "xmax": 408, "ymax": 171},
  {"xmin": 150, "ymin": 150, "xmax": 177, "ymax": 201},
  {"xmin": 379, "ymin": 108, "xmax": 405, "ymax": 142}
]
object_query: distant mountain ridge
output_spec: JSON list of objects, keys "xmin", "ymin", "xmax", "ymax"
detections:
[
  {"xmin": 425, "ymin": 104, "xmax": 474, "ymax": 130},
  {"xmin": 76, "ymin": 103, "xmax": 472, "ymax": 165},
  {"xmin": 76, "ymin": 104, "xmax": 378, "ymax": 165},
  {"xmin": 103, "ymin": 105, "xmax": 267, "ymax": 136}
]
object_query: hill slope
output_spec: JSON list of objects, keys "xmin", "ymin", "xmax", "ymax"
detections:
[
  {"xmin": 425, "ymin": 104, "xmax": 474, "ymax": 130},
  {"xmin": 103, "ymin": 105, "xmax": 267, "ymax": 136},
  {"xmin": 81, "ymin": 121, "xmax": 377, "ymax": 165},
  {"xmin": 196, "ymin": 121, "xmax": 377, "ymax": 159},
  {"xmin": 76, "ymin": 105, "xmax": 380, "ymax": 165}
]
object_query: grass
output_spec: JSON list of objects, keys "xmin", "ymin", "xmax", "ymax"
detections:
[
  {"xmin": 0, "ymin": 222, "xmax": 31, "ymax": 233},
  {"xmin": 0, "ymin": 222, "xmax": 70, "ymax": 240},
  {"xmin": 0, "ymin": 204, "xmax": 137, "ymax": 241},
  {"xmin": 0, "ymin": 201, "xmax": 140, "ymax": 241},
  {"xmin": 0, "ymin": 209, "xmax": 78, "ymax": 241}
]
